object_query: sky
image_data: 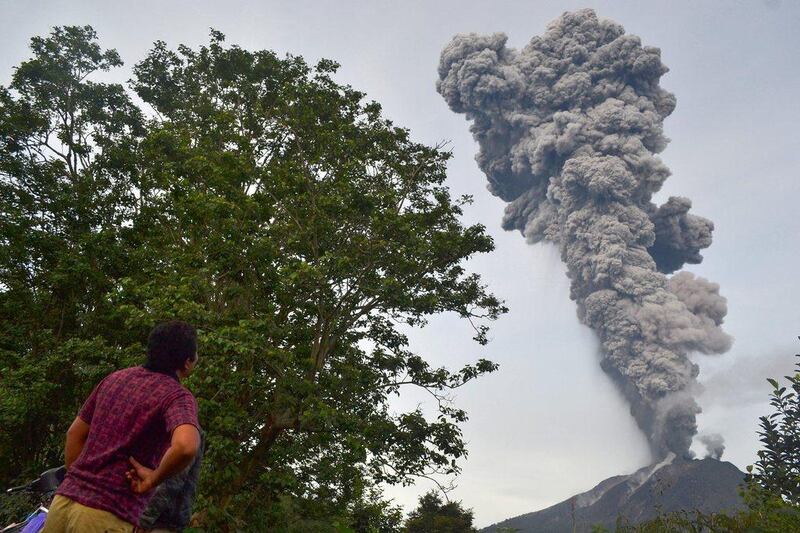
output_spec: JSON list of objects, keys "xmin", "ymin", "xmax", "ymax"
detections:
[{"xmin": 2, "ymin": 0, "xmax": 799, "ymax": 527}]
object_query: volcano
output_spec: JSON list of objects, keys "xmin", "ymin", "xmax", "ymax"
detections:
[{"xmin": 482, "ymin": 458, "xmax": 746, "ymax": 532}]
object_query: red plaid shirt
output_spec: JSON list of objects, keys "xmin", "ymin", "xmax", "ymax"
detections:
[{"xmin": 56, "ymin": 366, "xmax": 200, "ymax": 526}]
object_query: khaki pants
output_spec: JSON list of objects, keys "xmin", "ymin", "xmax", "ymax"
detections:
[{"xmin": 41, "ymin": 495, "xmax": 135, "ymax": 533}]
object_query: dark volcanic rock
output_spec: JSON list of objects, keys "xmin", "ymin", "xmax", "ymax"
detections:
[{"xmin": 482, "ymin": 458, "xmax": 745, "ymax": 532}]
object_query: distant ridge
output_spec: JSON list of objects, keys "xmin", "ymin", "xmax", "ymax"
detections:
[{"xmin": 482, "ymin": 458, "xmax": 745, "ymax": 532}]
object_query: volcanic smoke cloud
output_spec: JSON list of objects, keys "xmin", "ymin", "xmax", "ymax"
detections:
[
  {"xmin": 437, "ymin": 9, "xmax": 731, "ymax": 460},
  {"xmin": 700, "ymin": 434, "xmax": 726, "ymax": 460}
]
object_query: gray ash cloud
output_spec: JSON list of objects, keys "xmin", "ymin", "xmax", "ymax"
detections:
[
  {"xmin": 700, "ymin": 433, "xmax": 726, "ymax": 460},
  {"xmin": 437, "ymin": 9, "xmax": 731, "ymax": 460}
]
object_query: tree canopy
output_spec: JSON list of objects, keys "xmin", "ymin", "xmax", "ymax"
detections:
[
  {"xmin": 404, "ymin": 491, "xmax": 478, "ymax": 533},
  {"xmin": 749, "ymin": 342, "xmax": 800, "ymax": 505},
  {"xmin": 0, "ymin": 26, "xmax": 505, "ymax": 530}
]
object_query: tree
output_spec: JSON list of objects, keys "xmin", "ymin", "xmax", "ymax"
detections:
[
  {"xmin": 750, "ymin": 342, "xmax": 800, "ymax": 504},
  {"xmin": 404, "ymin": 490, "xmax": 478, "ymax": 532},
  {"xmin": 0, "ymin": 25, "xmax": 144, "ymax": 486},
  {"xmin": 0, "ymin": 27, "xmax": 506, "ymax": 530}
]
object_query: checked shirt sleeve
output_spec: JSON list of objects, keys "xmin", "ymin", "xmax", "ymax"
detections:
[{"xmin": 164, "ymin": 389, "xmax": 200, "ymax": 434}]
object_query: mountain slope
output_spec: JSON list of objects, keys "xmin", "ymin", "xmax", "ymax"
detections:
[{"xmin": 482, "ymin": 458, "xmax": 745, "ymax": 532}]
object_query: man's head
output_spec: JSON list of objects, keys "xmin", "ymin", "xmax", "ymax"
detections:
[{"xmin": 145, "ymin": 320, "xmax": 198, "ymax": 379}]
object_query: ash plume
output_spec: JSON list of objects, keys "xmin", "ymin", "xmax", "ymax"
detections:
[
  {"xmin": 437, "ymin": 9, "xmax": 731, "ymax": 460},
  {"xmin": 700, "ymin": 433, "xmax": 726, "ymax": 460}
]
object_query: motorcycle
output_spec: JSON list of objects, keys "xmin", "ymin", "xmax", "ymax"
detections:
[{"xmin": 1, "ymin": 467, "xmax": 65, "ymax": 533}]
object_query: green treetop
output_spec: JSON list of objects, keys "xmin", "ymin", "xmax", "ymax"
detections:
[{"xmin": 404, "ymin": 490, "xmax": 478, "ymax": 533}]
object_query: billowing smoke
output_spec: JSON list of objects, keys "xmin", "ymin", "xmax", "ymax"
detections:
[
  {"xmin": 700, "ymin": 434, "xmax": 726, "ymax": 460},
  {"xmin": 437, "ymin": 9, "xmax": 731, "ymax": 460}
]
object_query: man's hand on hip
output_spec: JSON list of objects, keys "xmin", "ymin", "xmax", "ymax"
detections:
[
  {"xmin": 126, "ymin": 457, "xmax": 158, "ymax": 494},
  {"xmin": 126, "ymin": 424, "xmax": 200, "ymax": 494}
]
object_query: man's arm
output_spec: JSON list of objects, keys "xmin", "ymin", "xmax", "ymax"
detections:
[
  {"xmin": 65, "ymin": 416, "xmax": 90, "ymax": 469},
  {"xmin": 127, "ymin": 424, "xmax": 200, "ymax": 494},
  {"xmin": 140, "ymin": 433, "xmax": 205, "ymax": 529},
  {"xmin": 67, "ymin": 375, "xmax": 104, "ymax": 469}
]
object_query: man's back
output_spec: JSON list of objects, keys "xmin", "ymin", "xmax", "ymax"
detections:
[{"xmin": 56, "ymin": 366, "xmax": 199, "ymax": 526}]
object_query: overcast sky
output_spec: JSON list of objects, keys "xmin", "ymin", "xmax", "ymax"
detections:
[{"xmin": 2, "ymin": 0, "xmax": 799, "ymax": 527}]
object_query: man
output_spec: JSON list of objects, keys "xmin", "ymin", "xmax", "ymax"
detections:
[{"xmin": 42, "ymin": 320, "xmax": 202, "ymax": 533}]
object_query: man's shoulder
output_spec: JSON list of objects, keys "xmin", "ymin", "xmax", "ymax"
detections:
[
  {"xmin": 103, "ymin": 366, "xmax": 185, "ymax": 394},
  {"xmin": 165, "ymin": 383, "xmax": 197, "ymax": 406},
  {"xmin": 139, "ymin": 368, "xmax": 196, "ymax": 401},
  {"xmin": 101, "ymin": 366, "xmax": 196, "ymax": 403},
  {"xmin": 112, "ymin": 366, "xmax": 142, "ymax": 377},
  {"xmin": 103, "ymin": 366, "xmax": 149, "ymax": 384}
]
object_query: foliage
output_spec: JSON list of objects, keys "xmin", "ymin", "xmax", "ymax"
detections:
[
  {"xmin": 0, "ymin": 24, "xmax": 145, "ymax": 487},
  {"xmin": 403, "ymin": 490, "xmax": 477, "ymax": 533},
  {"xmin": 0, "ymin": 491, "xmax": 38, "ymax": 527},
  {"xmin": 0, "ymin": 26, "xmax": 505, "ymax": 530},
  {"xmin": 749, "ymin": 347, "xmax": 800, "ymax": 504}
]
